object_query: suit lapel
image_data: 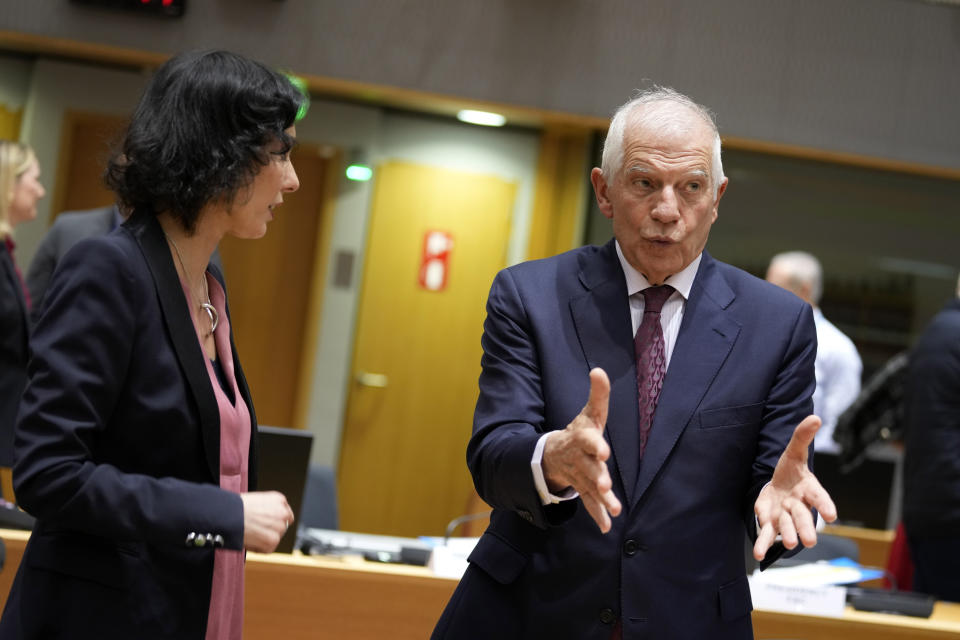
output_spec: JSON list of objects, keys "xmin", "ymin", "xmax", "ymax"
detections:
[
  {"xmin": 632, "ymin": 252, "xmax": 741, "ymax": 506},
  {"xmin": 570, "ymin": 241, "xmax": 640, "ymax": 504},
  {"xmin": 128, "ymin": 212, "xmax": 221, "ymax": 481}
]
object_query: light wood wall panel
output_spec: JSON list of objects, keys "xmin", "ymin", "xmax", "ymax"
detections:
[
  {"xmin": 526, "ymin": 128, "xmax": 591, "ymax": 261},
  {"xmin": 0, "ymin": 105, "xmax": 22, "ymax": 141}
]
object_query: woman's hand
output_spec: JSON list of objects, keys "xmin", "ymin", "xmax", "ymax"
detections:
[{"xmin": 240, "ymin": 490, "xmax": 295, "ymax": 553}]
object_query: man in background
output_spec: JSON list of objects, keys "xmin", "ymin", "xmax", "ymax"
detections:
[
  {"xmin": 767, "ymin": 251, "xmax": 862, "ymax": 453},
  {"xmin": 902, "ymin": 274, "xmax": 960, "ymax": 602},
  {"xmin": 25, "ymin": 204, "xmax": 119, "ymax": 323},
  {"xmin": 27, "ymin": 204, "xmax": 223, "ymax": 323}
]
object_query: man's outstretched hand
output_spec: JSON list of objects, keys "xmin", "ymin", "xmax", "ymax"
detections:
[
  {"xmin": 542, "ymin": 368, "xmax": 622, "ymax": 533},
  {"xmin": 754, "ymin": 415, "xmax": 838, "ymax": 560}
]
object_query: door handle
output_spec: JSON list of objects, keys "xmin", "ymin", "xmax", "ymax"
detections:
[{"xmin": 355, "ymin": 371, "xmax": 389, "ymax": 388}]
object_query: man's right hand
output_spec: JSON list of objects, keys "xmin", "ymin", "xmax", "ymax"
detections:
[
  {"xmin": 240, "ymin": 490, "xmax": 295, "ymax": 553},
  {"xmin": 542, "ymin": 367, "xmax": 622, "ymax": 533}
]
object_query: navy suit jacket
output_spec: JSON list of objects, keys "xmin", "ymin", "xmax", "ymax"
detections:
[
  {"xmin": 433, "ymin": 241, "xmax": 816, "ymax": 640},
  {"xmin": 0, "ymin": 211, "xmax": 258, "ymax": 639},
  {"xmin": 0, "ymin": 244, "xmax": 29, "ymax": 467}
]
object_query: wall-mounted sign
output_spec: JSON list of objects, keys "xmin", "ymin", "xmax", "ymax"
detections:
[{"xmin": 418, "ymin": 230, "xmax": 453, "ymax": 292}]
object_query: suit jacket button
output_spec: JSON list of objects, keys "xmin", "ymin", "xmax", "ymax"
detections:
[
  {"xmin": 195, "ymin": 534, "xmax": 207, "ymax": 548},
  {"xmin": 623, "ymin": 539, "xmax": 639, "ymax": 556},
  {"xmin": 205, "ymin": 533, "xmax": 215, "ymax": 546},
  {"xmin": 599, "ymin": 608, "xmax": 616, "ymax": 625},
  {"xmin": 213, "ymin": 534, "xmax": 225, "ymax": 548},
  {"xmin": 185, "ymin": 532, "xmax": 196, "ymax": 547}
]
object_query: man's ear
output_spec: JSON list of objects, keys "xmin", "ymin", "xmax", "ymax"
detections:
[
  {"xmin": 591, "ymin": 168, "xmax": 614, "ymax": 220},
  {"xmin": 710, "ymin": 176, "xmax": 729, "ymax": 224}
]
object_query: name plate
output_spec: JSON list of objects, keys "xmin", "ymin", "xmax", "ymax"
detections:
[
  {"xmin": 428, "ymin": 544, "xmax": 470, "ymax": 579},
  {"xmin": 749, "ymin": 576, "xmax": 847, "ymax": 617}
]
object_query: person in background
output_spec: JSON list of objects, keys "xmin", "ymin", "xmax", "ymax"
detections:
[
  {"xmin": 0, "ymin": 141, "xmax": 45, "ymax": 471},
  {"xmin": 902, "ymin": 274, "xmax": 960, "ymax": 602},
  {"xmin": 26, "ymin": 204, "xmax": 223, "ymax": 325},
  {"xmin": 767, "ymin": 251, "xmax": 862, "ymax": 453},
  {"xmin": 0, "ymin": 50, "xmax": 303, "ymax": 639},
  {"xmin": 433, "ymin": 87, "xmax": 837, "ymax": 640},
  {"xmin": 25, "ymin": 204, "xmax": 118, "ymax": 323}
]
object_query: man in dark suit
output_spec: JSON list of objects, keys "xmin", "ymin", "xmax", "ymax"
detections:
[
  {"xmin": 903, "ymin": 276, "xmax": 960, "ymax": 602},
  {"xmin": 432, "ymin": 88, "xmax": 837, "ymax": 639},
  {"xmin": 24, "ymin": 205, "xmax": 118, "ymax": 324}
]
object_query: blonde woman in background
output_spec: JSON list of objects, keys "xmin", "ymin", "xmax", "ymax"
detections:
[{"xmin": 0, "ymin": 142, "xmax": 44, "ymax": 470}]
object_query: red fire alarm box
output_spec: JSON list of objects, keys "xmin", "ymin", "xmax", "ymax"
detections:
[{"xmin": 418, "ymin": 230, "xmax": 454, "ymax": 291}]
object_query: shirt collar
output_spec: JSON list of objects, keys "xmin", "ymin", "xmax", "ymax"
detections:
[{"xmin": 614, "ymin": 240, "xmax": 701, "ymax": 301}]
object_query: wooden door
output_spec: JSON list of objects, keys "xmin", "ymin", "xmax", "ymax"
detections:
[
  {"xmin": 51, "ymin": 111, "xmax": 125, "ymax": 221},
  {"xmin": 338, "ymin": 161, "xmax": 516, "ymax": 537}
]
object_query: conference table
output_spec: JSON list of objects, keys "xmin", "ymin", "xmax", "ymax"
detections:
[{"xmin": 1, "ymin": 528, "xmax": 959, "ymax": 639}]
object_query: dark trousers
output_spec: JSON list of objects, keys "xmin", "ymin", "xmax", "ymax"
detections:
[{"xmin": 907, "ymin": 534, "xmax": 960, "ymax": 603}]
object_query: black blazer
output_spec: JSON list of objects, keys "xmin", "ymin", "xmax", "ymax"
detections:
[
  {"xmin": 0, "ymin": 243, "xmax": 29, "ymax": 468},
  {"xmin": 0, "ymin": 211, "xmax": 258, "ymax": 639}
]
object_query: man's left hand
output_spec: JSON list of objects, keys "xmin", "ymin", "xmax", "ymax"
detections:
[{"xmin": 753, "ymin": 415, "xmax": 838, "ymax": 560}]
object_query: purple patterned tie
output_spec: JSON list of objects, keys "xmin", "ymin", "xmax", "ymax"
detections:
[{"xmin": 634, "ymin": 285, "xmax": 674, "ymax": 458}]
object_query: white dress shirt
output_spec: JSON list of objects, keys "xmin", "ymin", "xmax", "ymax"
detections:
[
  {"xmin": 530, "ymin": 245, "xmax": 702, "ymax": 504},
  {"xmin": 811, "ymin": 308, "xmax": 862, "ymax": 453}
]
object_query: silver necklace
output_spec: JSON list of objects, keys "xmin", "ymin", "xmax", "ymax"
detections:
[{"xmin": 165, "ymin": 233, "xmax": 219, "ymax": 335}]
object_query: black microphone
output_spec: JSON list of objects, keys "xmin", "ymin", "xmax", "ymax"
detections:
[{"xmin": 443, "ymin": 510, "xmax": 492, "ymax": 544}]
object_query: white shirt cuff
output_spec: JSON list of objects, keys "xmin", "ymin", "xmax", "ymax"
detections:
[{"xmin": 531, "ymin": 432, "xmax": 579, "ymax": 505}]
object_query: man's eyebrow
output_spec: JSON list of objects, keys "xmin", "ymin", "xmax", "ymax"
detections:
[{"xmin": 625, "ymin": 167, "xmax": 709, "ymax": 179}]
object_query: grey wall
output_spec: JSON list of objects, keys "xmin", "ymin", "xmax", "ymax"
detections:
[
  {"xmin": 3, "ymin": 0, "xmax": 959, "ymax": 169},
  {"xmin": 0, "ymin": 56, "xmax": 30, "ymax": 110}
]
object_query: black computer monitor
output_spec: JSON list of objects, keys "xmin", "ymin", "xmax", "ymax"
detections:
[
  {"xmin": 813, "ymin": 450, "xmax": 899, "ymax": 530},
  {"xmin": 256, "ymin": 425, "xmax": 314, "ymax": 553}
]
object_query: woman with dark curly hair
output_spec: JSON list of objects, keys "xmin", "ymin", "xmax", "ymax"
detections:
[{"xmin": 0, "ymin": 50, "xmax": 303, "ymax": 640}]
